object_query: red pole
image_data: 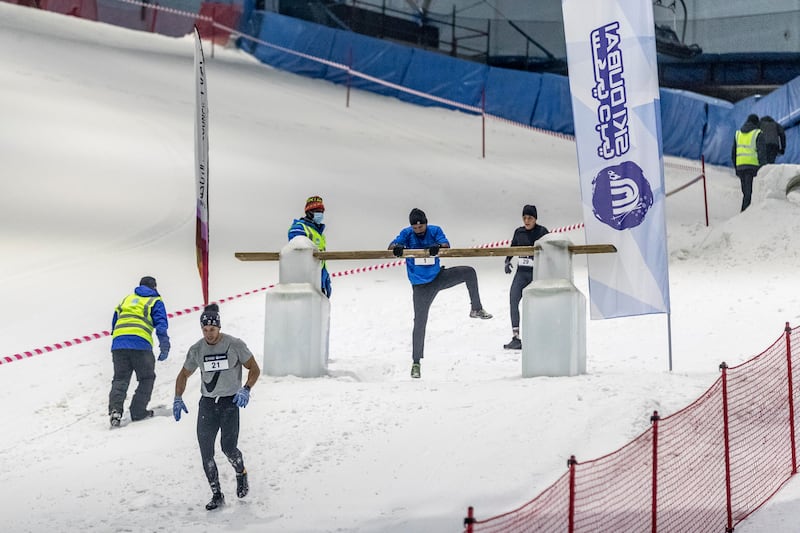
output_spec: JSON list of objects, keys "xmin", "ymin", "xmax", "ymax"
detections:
[
  {"xmin": 701, "ymin": 155, "xmax": 709, "ymax": 226},
  {"xmin": 346, "ymin": 48, "xmax": 353, "ymax": 108},
  {"xmin": 481, "ymin": 88, "xmax": 486, "ymax": 159},
  {"xmin": 463, "ymin": 506, "xmax": 475, "ymax": 533},
  {"xmin": 720, "ymin": 362, "xmax": 733, "ymax": 532},
  {"xmin": 650, "ymin": 411, "xmax": 660, "ymax": 533},
  {"xmin": 786, "ymin": 321, "xmax": 797, "ymax": 474},
  {"xmin": 568, "ymin": 455, "xmax": 577, "ymax": 533}
]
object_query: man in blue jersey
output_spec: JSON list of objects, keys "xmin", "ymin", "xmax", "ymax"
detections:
[
  {"xmin": 288, "ymin": 195, "xmax": 331, "ymax": 298},
  {"xmin": 389, "ymin": 208, "xmax": 492, "ymax": 378},
  {"xmin": 108, "ymin": 275, "xmax": 170, "ymax": 427}
]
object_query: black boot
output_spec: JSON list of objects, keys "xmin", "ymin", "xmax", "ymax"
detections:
[
  {"xmin": 205, "ymin": 492, "xmax": 225, "ymax": 511},
  {"xmin": 236, "ymin": 470, "xmax": 249, "ymax": 498}
]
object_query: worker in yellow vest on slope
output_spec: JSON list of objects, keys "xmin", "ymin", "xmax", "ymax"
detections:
[
  {"xmin": 288, "ymin": 195, "xmax": 332, "ymax": 298},
  {"xmin": 732, "ymin": 114, "xmax": 767, "ymax": 212},
  {"xmin": 108, "ymin": 275, "xmax": 170, "ymax": 427}
]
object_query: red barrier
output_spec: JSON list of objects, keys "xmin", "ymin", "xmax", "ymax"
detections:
[
  {"xmin": 467, "ymin": 324, "xmax": 800, "ymax": 532},
  {"xmin": 196, "ymin": 2, "xmax": 241, "ymax": 45},
  {"xmin": 39, "ymin": 0, "xmax": 96, "ymax": 19}
]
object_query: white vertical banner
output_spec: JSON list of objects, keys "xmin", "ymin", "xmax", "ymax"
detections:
[
  {"xmin": 194, "ymin": 26, "xmax": 210, "ymax": 305},
  {"xmin": 562, "ymin": 0, "xmax": 670, "ymax": 319}
]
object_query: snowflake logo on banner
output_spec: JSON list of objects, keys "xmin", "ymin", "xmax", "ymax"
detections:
[{"xmin": 591, "ymin": 161, "xmax": 653, "ymax": 230}]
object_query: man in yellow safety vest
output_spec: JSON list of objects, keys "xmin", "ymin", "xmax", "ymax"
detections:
[
  {"xmin": 108, "ymin": 275, "xmax": 170, "ymax": 427},
  {"xmin": 731, "ymin": 114, "xmax": 767, "ymax": 211}
]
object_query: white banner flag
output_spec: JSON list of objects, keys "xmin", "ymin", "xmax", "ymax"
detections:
[
  {"xmin": 194, "ymin": 26, "xmax": 210, "ymax": 305},
  {"xmin": 562, "ymin": 0, "xmax": 670, "ymax": 319}
]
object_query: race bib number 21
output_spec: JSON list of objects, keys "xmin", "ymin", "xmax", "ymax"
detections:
[{"xmin": 203, "ymin": 354, "xmax": 229, "ymax": 372}]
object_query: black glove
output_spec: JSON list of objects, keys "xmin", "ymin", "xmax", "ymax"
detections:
[
  {"xmin": 504, "ymin": 259, "xmax": 512, "ymax": 274},
  {"xmin": 428, "ymin": 244, "xmax": 440, "ymax": 256},
  {"xmin": 392, "ymin": 244, "xmax": 404, "ymax": 257}
]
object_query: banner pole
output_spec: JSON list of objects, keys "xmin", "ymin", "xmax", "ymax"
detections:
[{"xmin": 667, "ymin": 312, "xmax": 673, "ymax": 371}]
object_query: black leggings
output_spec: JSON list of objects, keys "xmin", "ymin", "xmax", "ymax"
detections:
[
  {"xmin": 411, "ymin": 266, "xmax": 483, "ymax": 363},
  {"xmin": 197, "ymin": 396, "xmax": 245, "ymax": 493},
  {"xmin": 509, "ymin": 268, "xmax": 534, "ymax": 329}
]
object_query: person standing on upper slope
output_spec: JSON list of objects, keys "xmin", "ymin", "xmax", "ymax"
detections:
[
  {"xmin": 758, "ymin": 115, "xmax": 786, "ymax": 164},
  {"xmin": 503, "ymin": 204, "xmax": 549, "ymax": 350},
  {"xmin": 108, "ymin": 275, "xmax": 170, "ymax": 427},
  {"xmin": 732, "ymin": 114, "xmax": 767, "ymax": 212},
  {"xmin": 389, "ymin": 208, "xmax": 492, "ymax": 379},
  {"xmin": 288, "ymin": 195, "xmax": 332, "ymax": 298}
]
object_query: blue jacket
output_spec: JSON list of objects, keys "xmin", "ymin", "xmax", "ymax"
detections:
[
  {"xmin": 288, "ymin": 217, "xmax": 332, "ymax": 298},
  {"xmin": 390, "ymin": 225, "xmax": 449, "ymax": 285},
  {"xmin": 111, "ymin": 285, "xmax": 170, "ymax": 352}
]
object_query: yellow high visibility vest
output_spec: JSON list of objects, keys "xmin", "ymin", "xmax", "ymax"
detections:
[
  {"xmin": 298, "ymin": 222, "xmax": 327, "ymax": 269},
  {"xmin": 735, "ymin": 129, "xmax": 761, "ymax": 166},
  {"xmin": 112, "ymin": 294, "xmax": 160, "ymax": 344}
]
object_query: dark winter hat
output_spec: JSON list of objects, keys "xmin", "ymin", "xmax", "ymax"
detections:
[
  {"xmin": 409, "ymin": 208, "xmax": 427, "ymax": 225},
  {"xmin": 522, "ymin": 205, "xmax": 538, "ymax": 218},
  {"xmin": 200, "ymin": 303, "xmax": 221, "ymax": 328},
  {"xmin": 139, "ymin": 276, "xmax": 157, "ymax": 290},
  {"xmin": 305, "ymin": 195, "xmax": 325, "ymax": 213},
  {"xmin": 746, "ymin": 114, "xmax": 759, "ymax": 125}
]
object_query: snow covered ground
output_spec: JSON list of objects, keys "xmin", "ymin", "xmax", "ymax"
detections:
[{"xmin": 2, "ymin": 5, "xmax": 800, "ymax": 531}]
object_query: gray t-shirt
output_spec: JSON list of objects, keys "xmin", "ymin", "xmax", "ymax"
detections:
[{"xmin": 183, "ymin": 334, "xmax": 254, "ymax": 398}]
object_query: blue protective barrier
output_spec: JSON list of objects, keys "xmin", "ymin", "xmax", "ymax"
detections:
[
  {"xmin": 397, "ymin": 50, "xmax": 487, "ymax": 111},
  {"xmin": 323, "ymin": 32, "xmax": 413, "ymax": 98},
  {"xmin": 484, "ymin": 68, "xmax": 542, "ymax": 126},
  {"xmin": 530, "ymin": 73, "xmax": 574, "ymax": 135},
  {"xmin": 238, "ymin": 12, "xmax": 799, "ymax": 167}
]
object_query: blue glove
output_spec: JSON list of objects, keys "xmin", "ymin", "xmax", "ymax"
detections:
[
  {"xmin": 428, "ymin": 244, "xmax": 440, "ymax": 256},
  {"xmin": 322, "ymin": 275, "xmax": 332, "ymax": 299},
  {"xmin": 173, "ymin": 397, "xmax": 188, "ymax": 421},
  {"xmin": 233, "ymin": 386, "xmax": 251, "ymax": 408},
  {"xmin": 158, "ymin": 349, "xmax": 169, "ymax": 361}
]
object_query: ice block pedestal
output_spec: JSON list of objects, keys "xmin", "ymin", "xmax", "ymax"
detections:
[
  {"xmin": 263, "ymin": 237, "xmax": 330, "ymax": 377},
  {"xmin": 521, "ymin": 234, "xmax": 586, "ymax": 377}
]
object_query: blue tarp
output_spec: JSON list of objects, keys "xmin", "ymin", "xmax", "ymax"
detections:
[
  {"xmin": 397, "ymin": 50, "xmax": 487, "ymax": 111},
  {"xmin": 484, "ymin": 68, "xmax": 542, "ymax": 126},
  {"xmin": 238, "ymin": 12, "xmax": 799, "ymax": 167},
  {"xmin": 530, "ymin": 73, "xmax": 573, "ymax": 135}
]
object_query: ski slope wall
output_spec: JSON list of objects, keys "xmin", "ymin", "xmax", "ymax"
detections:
[{"xmin": 237, "ymin": 10, "xmax": 800, "ymax": 168}]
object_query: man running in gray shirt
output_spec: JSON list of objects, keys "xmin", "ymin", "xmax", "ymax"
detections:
[{"xmin": 173, "ymin": 303, "xmax": 261, "ymax": 511}]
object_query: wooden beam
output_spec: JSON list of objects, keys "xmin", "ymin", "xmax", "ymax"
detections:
[{"xmin": 235, "ymin": 244, "xmax": 615, "ymax": 262}]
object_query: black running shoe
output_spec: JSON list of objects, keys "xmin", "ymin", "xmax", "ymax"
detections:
[
  {"xmin": 109, "ymin": 410, "xmax": 122, "ymax": 428},
  {"xmin": 131, "ymin": 410, "xmax": 154, "ymax": 421},
  {"xmin": 503, "ymin": 337, "xmax": 522, "ymax": 350},
  {"xmin": 236, "ymin": 471, "xmax": 249, "ymax": 498},
  {"xmin": 411, "ymin": 363, "xmax": 421, "ymax": 379},
  {"xmin": 206, "ymin": 492, "xmax": 225, "ymax": 510}
]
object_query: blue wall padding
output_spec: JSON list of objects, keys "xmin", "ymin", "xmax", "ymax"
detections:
[
  {"xmin": 530, "ymin": 73, "xmax": 574, "ymax": 135},
  {"xmin": 238, "ymin": 11, "xmax": 800, "ymax": 165},
  {"xmin": 659, "ymin": 88, "xmax": 708, "ymax": 160},
  {"xmin": 252, "ymin": 13, "xmax": 334, "ymax": 78},
  {"xmin": 324, "ymin": 32, "xmax": 413, "ymax": 98},
  {"xmin": 484, "ymin": 68, "xmax": 542, "ymax": 126},
  {"xmin": 397, "ymin": 50, "xmax": 488, "ymax": 111}
]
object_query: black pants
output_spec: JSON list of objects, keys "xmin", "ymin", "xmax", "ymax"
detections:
[
  {"xmin": 509, "ymin": 268, "xmax": 534, "ymax": 329},
  {"xmin": 737, "ymin": 166, "xmax": 758, "ymax": 211},
  {"xmin": 411, "ymin": 266, "xmax": 483, "ymax": 363},
  {"xmin": 108, "ymin": 349, "xmax": 155, "ymax": 420},
  {"xmin": 197, "ymin": 396, "xmax": 245, "ymax": 494}
]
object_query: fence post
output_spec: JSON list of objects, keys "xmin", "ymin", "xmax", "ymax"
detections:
[
  {"xmin": 481, "ymin": 88, "xmax": 486, "ymax": 159},
  {"xmin": 463, "ymin": 506, "xmax": 475, "ymax": 533},
  {"xmin": 701, "ymin": 155, "xmax": 709, "ymax": 226},
  {"xmin": 720, "ymin": 362, "xmax": 734, "ymax": 532},
  {"xmin": 650, "ymin": 410, "xmax": 660, "ymax": 533},
  {"xmin": 786, "ymin": 321, "xmax": 797, "ymax": 474},
  {"xmin": 568, "ymin": 455, "xmax": 578, "ymax": 533}
]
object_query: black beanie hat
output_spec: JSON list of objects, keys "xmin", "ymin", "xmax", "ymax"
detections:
[
  {"xmin": 139, "ymin": 276, "xmax": 157, "ymax": 290},
  {"xmin": 200, "ymin": 303, "xmax": 221, "ymax": 328},
  {"xmin": 746, "ymin": 114, "xmax": 759, "ymax": 125},
  {"xmin": 522, "ymin": 204, "xmax": 538, "ymax": 218},
  {"xmin": 409, "ymin": 208, "xmax": 427, "ymax": 225}
]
